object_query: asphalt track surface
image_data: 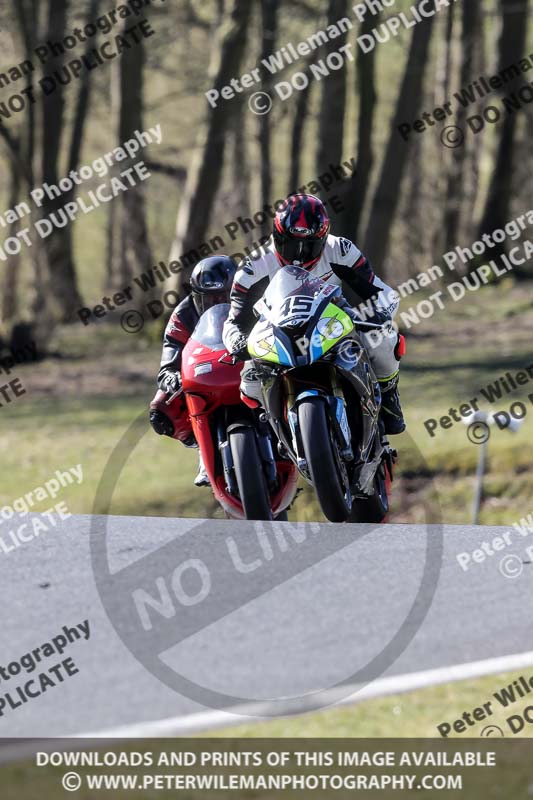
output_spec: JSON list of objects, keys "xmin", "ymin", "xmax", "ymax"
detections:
[{"xmin": 1, "ymin": 513, "xmax": 532, "ymax": 738}]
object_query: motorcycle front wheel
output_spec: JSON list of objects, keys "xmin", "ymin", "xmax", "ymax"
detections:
[
  {"xmin": 298, "ymin": 397, "xmax": 352, "ymax": 523},
  {"xmin": 229, "ymin": 427, "xmax": 273, "ymax": 521},
  {"xmin": 348, "ymin": 462, "xmax": 389, "ymax": 523}
]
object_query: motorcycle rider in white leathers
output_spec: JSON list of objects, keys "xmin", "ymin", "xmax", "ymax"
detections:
[{"xmin": 222, "ymin": 193, "xmax": 405, "ymax": 435}]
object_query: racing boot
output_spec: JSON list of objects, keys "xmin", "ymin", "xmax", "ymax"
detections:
[
  {"xmin": 194, "ymin": 451, "xmax": 210, "ymax": 487},
  {"xmin": 379, "ymin": 374, "xmax": 406, "ymax": 435}
]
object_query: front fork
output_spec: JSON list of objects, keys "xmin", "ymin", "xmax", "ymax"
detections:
[
  {"xmin": 217, "ymin": 413, "xmax": 277, "ymax": 496},
  {"xmin": 217, "ymin": 418, "xmax": 237, "ymax": 496},
  {"xmin": 382, "ymin": 434, "xmax": 398, "ymax": 483},
  {"xmin": 256, "ymin": 413, "xmax": 278, "ymax": 485},
  {"xmin": 330, "ymin": 369, "xmax": 354, "ymax": 461},
  {"xmin": 285, "ymin": 372, "xmax": 354, "ymax": 469}
]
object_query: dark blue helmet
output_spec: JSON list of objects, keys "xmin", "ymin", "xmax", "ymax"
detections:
[{"xmin": 190, "ymin": 255, "xmax": 237, "ymax": 315}]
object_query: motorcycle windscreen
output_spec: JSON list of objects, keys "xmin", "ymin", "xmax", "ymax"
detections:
[
  {"xmin": 255, "ymin": 265, "xmax": 341, "ymax": 327},
  {"xmin": 190, "ymin": 303, "xmax": 229, "ymax": 349},
  {"xmin": 249, "ymin": 264, "xmax": 354, "ymax": 366}
]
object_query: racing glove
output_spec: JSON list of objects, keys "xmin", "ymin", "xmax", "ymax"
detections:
[
  {"xmin": 229, "ymin": 335, "xmax": 250, "ymax": 362},
  {"xmin": 162, "ymin": 371, "xmax": 182, "ymax": 395}
]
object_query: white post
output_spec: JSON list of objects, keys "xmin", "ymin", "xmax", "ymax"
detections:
[{"xmin": 472, "ymin": 437, "xmax": 488, "ymax": 525}]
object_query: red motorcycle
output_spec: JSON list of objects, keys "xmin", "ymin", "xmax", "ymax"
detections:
[{"xmin": 180, "ymin": 304, "xmax": 299, "ymax": 520}]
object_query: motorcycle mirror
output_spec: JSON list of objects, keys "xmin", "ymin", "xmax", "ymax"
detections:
[
  {"xmin": 165, "ymin": 388, "xmax": 183, "ymax": 405},
  {"xmin": 355, "ymin": 321, "xmax": 386, "ymax": 332}
]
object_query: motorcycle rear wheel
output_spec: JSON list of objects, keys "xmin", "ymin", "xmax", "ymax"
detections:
[
  {"xmin": 298, "ymin": 397, "xmax": 352, "ymax": 523},
  {"xmin": 229, "ymin": 427, "xmax": 273, "ymax": 521}
]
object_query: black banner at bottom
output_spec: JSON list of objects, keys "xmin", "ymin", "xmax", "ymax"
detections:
[{"xmin": 0, "ymin": 738, "xmax": 531, "ymax": 798}]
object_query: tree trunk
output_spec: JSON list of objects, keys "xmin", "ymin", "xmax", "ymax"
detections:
[
  {"xmin": 106, "ymin": 10, "xmax": 153, "ymax": 292},
  {"xmin": 39, "ymin": 0, "xmax": 83, "ymax": 318},
  {"xmin": 170, "ymin": 0, "xmax": 252, "ymax": 296},
  {"xmin": 0, "ymin": 1, "xmax": 53, "ymax": 341},
  {"xmin": 364, "ymin": 16, "xmax": 436, "ymax": 277},
  {"xmin": 441, "ymin": 3, "xmax": 455, "ymax": 100},
  {"xmin": 68, "ymin": 0, "xmax": 100, "ymax": 176},
  {"xmin": 1, "ymin": 157, "xmax": 21, "ymax": 324},
  {"xmin": 231, "ymin": 98, "xmax": 252, "ymax": 234},
  {"xmin": 1, "ymin": 0, "xmax": 37, "ymax": 325},
  {"xmin": 288, "ymin": 58, "xmax": 313, "ymax": 193},
  {"xmin": 477, "ymin": 0, "xmax": 528, "ymax": 256},
  {"xmin": 464, "ymin": 51, "xmax": 484, "ymax": 238},
  {"xmin": 430, "ymin": 5, "xmax": 455, "ymax": 257},
  {"xmin": 403, "ymin": 132, "xmax": 426, "ymax": 267},
  {"xmin": 315, "ymin": 0, "xmax": 349, "ymax": 187},
  {"xmin": 1, "ymin": 0, "xmax": 97, "ymax": 339},
  {"xmin": 257, "ymin": 0, "xmax": 279, "ymax": 237},
  {"xmin": 336, "ymin": 11, "xmax": 379, "ymax": 241},
  {"xmin": 444, "ymin": 4, "xmax": 482, "ymax": 253}
]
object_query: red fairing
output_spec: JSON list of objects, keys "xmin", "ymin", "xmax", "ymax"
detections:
[
  {"xmin": 181, "ymin": 335, "xmax": 298, "ymax": 520},
  {"xmin": 181, "ymin": 339, "xmax": 242, "ymax": 409}
]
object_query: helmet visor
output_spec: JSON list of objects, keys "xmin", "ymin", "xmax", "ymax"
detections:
[
  {"xmin": 274, "ymin": 234, "xmax": 326, "ymax": 267},
  {"xmin": 193, "ymin": 291, "xmax": 229, "ymax": 316}
]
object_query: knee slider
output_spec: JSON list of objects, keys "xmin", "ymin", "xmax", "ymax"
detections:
[{"xmin": 394, "ymin": 334, "xmax": 406, "ymax": 361}]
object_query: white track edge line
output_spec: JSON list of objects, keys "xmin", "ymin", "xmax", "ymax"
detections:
[
  {"xmin": 2, "ymin": 649, "xmax": 533, "ymax": 765},
  {"xmin": 67, "ymin": 649, "xmax": 533, "ymax": 738}
]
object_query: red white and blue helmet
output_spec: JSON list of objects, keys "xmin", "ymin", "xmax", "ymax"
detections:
[{"xmin": 273, "ymin": 194, "xmax": 330, "ymax": 269}]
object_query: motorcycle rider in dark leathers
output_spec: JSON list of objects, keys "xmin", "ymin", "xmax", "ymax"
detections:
[{"xmin": 149, "ymin": 255, "xmax": 237, "ymax": 486}]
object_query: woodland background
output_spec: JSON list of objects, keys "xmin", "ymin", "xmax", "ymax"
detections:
[{"xmin": 0, "ymin": 0, "xmax": 532, "ymax": 525}]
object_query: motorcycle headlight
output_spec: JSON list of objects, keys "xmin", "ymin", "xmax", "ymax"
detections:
[
  {"xmin": 250, "ymin": 334, "xmax": 276, "ymax": 357},
  {"xmin": 317, "ymin": 317, "xmax": 345, "ymax": 340}
]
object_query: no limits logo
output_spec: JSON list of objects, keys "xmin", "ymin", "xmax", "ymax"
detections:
[{"xmin": 89, "ymin": 411, "xmax": 443, "ymax": 715}]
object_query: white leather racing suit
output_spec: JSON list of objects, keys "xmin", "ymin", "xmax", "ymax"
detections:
[{"xmin": 223, "ymin": 234, "xmax": 401, "ymax": 400}]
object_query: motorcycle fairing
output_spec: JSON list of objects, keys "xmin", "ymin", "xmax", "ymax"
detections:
[
  {"xmin": 249, "ymin": 265, "xmax": 355, "ymax": 367},
  {"xmin": 181, "ymin": 304, "xmax": 299, "ymax": 519},
  {"xmin": 248, "ymin": 301, "xmax": 354, "ymax": 366}
]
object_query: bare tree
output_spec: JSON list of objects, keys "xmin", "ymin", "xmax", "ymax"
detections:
[
  {"xmin": 106, "ymin": 8, "xmax": 153, "ymax": 292},
  {"xmin": 1, "ymin": 2, "xmax": 49, "ymax": 341},
  {"xmin": 364, "ymin": 16, "xmax": 436, "ymax": 277},
  {"xmin": 0, "ymin": 0, "xmax": 37, "ymax": 326},
  {"xmin": 429, "ymin": 6, "xmax": 456, "ymax": 257},
  {"xmin": 232, "ymin": 97, "xmax": 253, "ymax": 228},
  {"xmin": 444, "ymin": 4, "xmax": 482, "ymax": 253},
  {"xmin": 1, "ymin": 152, "xmax": 22, "ymax": 323},
  {"xmin": 257, "ymin": 0, "xmax": 279, "ymax": 237},
  {"xmin": 0, "ymin": 0, "xmax": 101, "ymax": 330},
  {"xmin": 288, "ymin": 59, "xmax": 314, "ymax": 192},
  {"xmin": 68, "ymin": 0, "xmax": 101, "ymax": 180},
  {"xmin": 169, "ymin": 0, "xmax": 252, "ymax": 296},
  {"xmin": 477, "ymin": 0, "xmax": 529, "ymax": 257},
  {"xmin": 336, "ymin": 11, "xmax": 379, "ymax": 240},
  {"xmin": 38, "ymin": 0, "xmax": 83, "ymax": 317},
  {"xmin": 315, "ymin": 0, "xmax": 349, "ymax": 184}
]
